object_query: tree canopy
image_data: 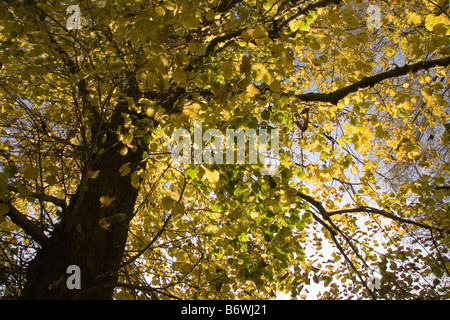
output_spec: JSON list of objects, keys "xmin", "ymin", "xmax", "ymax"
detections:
[{"xmin": 0, "ymin": 0, "xmax": 449, "ymax": 300}]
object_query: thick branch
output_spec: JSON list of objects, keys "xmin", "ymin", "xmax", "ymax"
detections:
[
  {"xmin": 7, "ymin": 185, "xmax": 66, "ymax": 209},
  {"xmin": 216, "ymin": 0, "xmax": 243, "ymax": 13},
  {"xmin": 95, "ymin": 176, "xmax": 187, "ymax": 281},
  {"xmin": 276, "ymin": 0, "xmax": 343, "ymax": 31},
  {"xmin": 1, "ymin": 200, "xmax": 49, "ymax": 247},
  {"xmin": 294, "ymin": 188, "xmax": 377, "ymax": 298},
  {"xmin": 295, "ymin": 191, "xmax": 330, "ymax": 219},
  {"xmin": 142, "ymin": 0, "xmax": 346, "ymax": 111},
  {"xmin": 296, "ymin": 56, "xmax": 450, "ymax": 105},
  {"xmin": 113, "ymin": 282, "xmax": 181, "ymax": 300},
  {"xmin": 329, "ymin": 206, "xmax": 442, "ymax": 231},
  {"xmin": 297, "ymin": 187, "xmax": 442, "ymax": 232},
  {"xmin": 308, "ymin": 210, "xmax": 377, "ymax": 299},
  {"xmin": 205, "ymin": 29, "xmax": 243, "ymax": 56},
  {"xmin": 206, "ymin": 0, "xmax": 343, "ymax": 56}
]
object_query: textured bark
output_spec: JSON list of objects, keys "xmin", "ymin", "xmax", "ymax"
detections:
[{"xmin": 21, "ymin": 102, "xmax": 144, "ymax": 299}]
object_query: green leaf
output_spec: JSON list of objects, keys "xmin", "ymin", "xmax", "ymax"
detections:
[
  {"xmin": 185, "ymin": 168, "xmax": 197, "ymax": 180},
  {"xmin": 240, "ymin": 55, "xmax": 251, "ymax": 75},
  {"xmin": 238, "ymin": 233, "xmax": 249, "ymax": 242},
  {"xmin": 375, "ymin": 126, "xmax": 386, "ymax": 139},
  {"xmin": 0, "ymin": 203, "xmax": 9, "ymax": 216},
  {"xmin": 269, "ymin": 80, "xmax": 282, "ymax": 92},
  {"xmin": 343, "ymin": 154, "xmax": 353, "ymax": 169},
  {"xmin": 143, "ymin": 134, "xmax": 152, "ymax": 144},
  {"xmin": 4, "ymin": 164, "xmax": 17, "ymax": 178},
  {"xmin": 172, "ymin": 202, "xmax": 185, "ymax": 217},
  {"xmin": 23, "ymin": 164, "xmax": 39, "ymax": 180},
  {"xmin": 296, "ymin": 221, "xmax": 305, "ymax": 231},
  {"xmin": 162, "ymin": 196, "xmax": 176, "ymax": 210},
  {"xmin": 18, "ymin": 185, "xmax": 33, "ymax": 197},
  {"xmin": 188, "ymin": 42, "xmax": 206, "ymax": 56},
  {"xmin": 290, "ymin": 12, "xmax": 318, "ymax": 31}
]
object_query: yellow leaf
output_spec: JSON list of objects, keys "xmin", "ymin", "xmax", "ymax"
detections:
[
  {"xmin": 130, "ymin": 171, "xmax": 140, "ymax": 189},
  {"xmin": 246, "ymin": 84, "xmax": 260, "ymax": 97},
  {"xmin": 245, "ymin": 25, "xmax": 268, "ymax": 40},
  {"xmin": 172, "ymin": 68, "xmax": 187, "ymax": 84},
  {"xmin": 88, "ymin": 170, "xmax": 100, "ymax": 179},
  {"xmin": 99, "ymin": 218, "xmax": 111, "ymax": 230},
  {"xmin": 119, "ymin": 162, "xmax": 131, "ymax": 176},
  {"xmin": 221, "ymin": 61, "xmax": 234, "ymax": 80},
  {"xmin": 99, "ymin": 195, "xmax": 116, "ymax": 207},
  {"xmin": 121, "ymin": 133, "xmax": 133, "ymax": 146},
  {"xmin": 183, "ymin": 16, "xmax": 200, "ymax": 29},
  {"xmin": 146, "ymin": 107, "xmax": 155, "ymax": 117},
  {"xmin": 188, "ymin": 42, "xmax": 206, "ymax": 56},
  {"xmin": 351, "ymin": 166, "xmax": 359, "ymax": 174},
  {"xmin": 425, "ymin": 14, "xmax": 450, "ymax": 32},
  {"xmin": 106, "ymin": 213, "xmax": 125, "ymax": 222},
  {"xmin": 269, "ymin": 80, "xmax": 282, "ymax": 92},
  {"xmin": 220, "ymin": 109, "xmax": 231, "ymax": 120},
  {"xmin": 206, "ymin": 170, "xmax": 220, "ymax": 183},
  {"xmin": 155, "ymin": 6, "xmax": 165, "ymax": 16},
  {"xmin": 120, "ymin": 146, "xmax": 128, "ymax": 156},
  {"xmin": 162, "ymin": 196, "xmax": 176, "ymax": 210},
  {"xmin": 433, "ymin": 105, "xmax": 443, "ymax": 116},
  {"xmin": 406, "ymin": 11, "xmax": 422, "ymax": 25},
  {"xmin": 138, "ymin": 98, "xmax": 153, "ymax": 106},
  {"xmin": 205, "ymin": 10, "xmax": 216, "ymax": 21}
]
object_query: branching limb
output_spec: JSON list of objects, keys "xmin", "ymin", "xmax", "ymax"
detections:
[
  {"xmin": 0, "ymin": 200, "xmax": 49, "ymax": 247},
  {"xmin": 7, "ymin": 185, "xmax": 66, "ymax": 210},
  {"xmin": 329, "ymin": 206, "xmax": 442, "ymax": 232},
  {"xmin": 295, "ymin": 56, "xmax": 450, "ymax": 105},
  {"xmin": 308, "ymin": 210, "xmax": 378, "ymax": 299},
  {"xmin": 95, "ymin": 176, "xmax": 187, "ymax": 281},
  {"xmin": 293, "ymin": 186, "xmax": 447, "ymax": 299},
  {"xmin": 275, "ymin": 0, "xmax": 343, "ymax": 32},
  {"xmin": 113, "ymin": 282, "xmax": 181, "ymax": 300},
  {"xmin": 429, "ymin": 229, "xmax": 450, "ymax": 278}
]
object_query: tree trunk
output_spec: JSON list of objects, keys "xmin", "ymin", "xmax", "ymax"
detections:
[{"xmin": 21, "ymin": 103, "xmax": 144, "ymax": 299}]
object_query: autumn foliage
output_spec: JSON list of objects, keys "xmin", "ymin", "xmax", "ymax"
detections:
[{"xmin": 0, "ymin": 0, "xmax": 449, "ymax": 299}]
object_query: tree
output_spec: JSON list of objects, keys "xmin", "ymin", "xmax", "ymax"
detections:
[{"xmin": 0, "ymin": 0, "xmax": 449, "ymax": 300}]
